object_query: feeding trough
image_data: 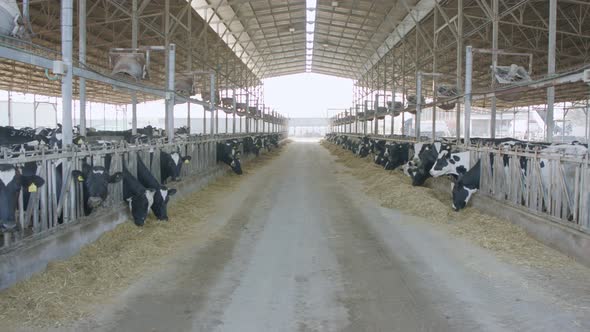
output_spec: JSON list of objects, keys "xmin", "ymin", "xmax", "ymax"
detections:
[
  {"xmin": 0, "ymin": 0, "xmax": 27, "ymax": 38},
  {"xmin": 109, "ymin": 52, "xmax": 148, "ymax": 81},
  {"xmin": 437, "ymin": 85, "xmax": 458, "ymax": 110}
]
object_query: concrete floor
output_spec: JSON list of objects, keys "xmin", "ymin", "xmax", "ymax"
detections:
[{"xmin": 74, "ymin": 139, "xmax": 590, "ymax": 332}]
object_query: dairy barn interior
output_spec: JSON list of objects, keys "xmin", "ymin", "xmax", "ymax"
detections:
[{"xmin": 1, "ymin": 0, "xmax": 590, "ymax": 330}]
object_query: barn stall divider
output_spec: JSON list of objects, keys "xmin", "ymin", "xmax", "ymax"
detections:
[
  {"xmin": 327, "ymin": 133, "xmax": 590, "ymax": 233},
  {"xmin": 0, "ymin": 133, "xmax": 282, "ymax": 251}
]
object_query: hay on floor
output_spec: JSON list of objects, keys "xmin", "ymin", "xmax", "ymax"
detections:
[{"xmin": 321, "ymin": 140, "xmax": 574, "ymax": 270}]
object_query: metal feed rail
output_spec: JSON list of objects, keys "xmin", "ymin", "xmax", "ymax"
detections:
[
  {"xmin": 0, "ymin": 132, "xmax": 286, "ymax": 251},
  {"xmin": 468, "ymin": 145, "xmax": 590, "ymax": 233}
]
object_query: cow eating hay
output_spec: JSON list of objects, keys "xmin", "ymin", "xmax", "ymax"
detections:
[{"xmin": 320, "ymin": 139, "xmax": 576, "ymax": 271}]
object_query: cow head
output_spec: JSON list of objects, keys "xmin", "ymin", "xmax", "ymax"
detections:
[
  {"xmin": 223, "ymin": 142, "xmax": 242, "ymax": 175},
  {"xmin": 409, "ymin": 144, "xmax": 440, "ymax": 186},
  {"xmin": 430, "ymin": 150, "xmax": 451, "ymax": 177},
  {"xmin": 48, "ymin": 124, "xmax": 85, "ymax": 148},
  {"xmin": 126, "ymin": 189, "xmax": 155, "ymax": 226},
  {"xmin": 229, "ymin": 157, "xmax": 242, "ymax": 175},
  {"xmin": 0, "ymin": 165, "xmax": 45, "ymax": 232},
  {"xmin": 384, "ymin": 143, "xmax": 409, "ymax": 170},
  {"xmin": 72, "ymin": 163, "xmax": 123, "ymax": 211},
  {"xmin": 151, "ymin": 186, "xmax": 177, "ymax": 221},
  {"xmin": 451, "ymin": 178, "xmax": 477, "ymax": 211},
  {"xmin": 161, "ymin": 151, "xmax": 192, "ymax": 183}
]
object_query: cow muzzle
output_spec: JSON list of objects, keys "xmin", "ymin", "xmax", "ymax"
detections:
[
  {"xmin": 0, "ymin": 221, "xmax": 18, "ymax": 233},
  {"xmin": 87, "ymin": 197, "xmax": 103, "ymax": 208}
]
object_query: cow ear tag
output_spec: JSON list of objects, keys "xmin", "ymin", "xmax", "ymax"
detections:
[
  {"xmin": 28, "ymin": 183, "xmax": 37, "ymax": 193},
  {"xmin": 77, "ymin": 175, "xmax": 84, "ymax": 182},
  {"xmin": 184, "ymin": 159, "xmax": 190, "ymax": 164}
]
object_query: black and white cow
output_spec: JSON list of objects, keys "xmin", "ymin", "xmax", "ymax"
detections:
[
  {"xmin": 383, "ymin": 143, "xmax": 410, "ymax": 170},
  {"xmin": 85, "ymin": 125, "xmax": 164, "ymax": 144},
  {"xmin": 160, "ymin": 150, "xmax": 192, "ymax": 183},
  {"xmin": 217, "ymin": 141, "xmax": 242, "ymax": 174},
  {"xmin": 370, "ymin": 140, "xmax": 387, "ymax": 165},
  {"xmin": 402, "ymin": 142, "xmax": 427, "ymax": 177},
  {"xmin": 356, "ymin": 136, "xmax": 371, "ymax": 158},
  {"xmin": 430, "ymin": 150, "xmax": 471, "ymax": 178},
  {"xmin": 243, "ymin": 137, "xmax": 259, "ymax": 156},
  {"xmin": 451, "ymin": 159, "xmax": 481, "ymax": 211},
  {"xmin": 408, "ymin": 142, "xmax": 452, "ymax": 186},
  {"xmin": 0, "ymin": 164, "xmax": 45, "ymax": 232},
  {"xmin": 47, "ymin": 124, "xmax": 86, "ymax": 148},
  {"xmin": 137, "ymin": 156, "xmax": 176, "ymax": 221},
  {"xmin": 71, "ymin": 162, "xmax": 123, "ymax": 216},
  {"xmin": 122, "ymin": 167, "xmax": 155, "ymax": 226},
  {"xmin": 0, "ymin": 126, "xmax": 50, "ymax": 147}
]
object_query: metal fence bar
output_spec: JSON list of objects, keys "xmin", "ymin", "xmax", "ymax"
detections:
[{"xmin": 0, "ymin": 133, "xmax": 283, "ymax": 250}]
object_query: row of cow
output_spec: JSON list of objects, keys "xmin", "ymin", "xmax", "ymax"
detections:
[
  {"xmin": 325, "ymin": 133, "xmax": 589, "ymax": 214},
  {"xmin": 0, "ymin": 134, "xmax": 282, "ymax": 238},
  {"xmin": 0, "ymin": 124, "xmax": 283, "ymax": 158},
  {"xmin": 0, "ymin": 124, "xmax": 170, "ymax": 152}
]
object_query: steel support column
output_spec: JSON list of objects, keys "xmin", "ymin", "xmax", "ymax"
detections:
[
  {"xmin": 210, "ymin": 72, "xmax": 215, "ymax": 135},
  {"xmin": 245, "ymin": 92, "xmax": 249, "ymax": 133},
  {"xmin": 186, "ymin": 1, "xmax": 192, "ymax": 134},
  {"xmin": 7, "ymin": 91, "xmax": 12, "ymax": 126},
  {"xmin": 78, "ymin": 0, "xmax": 87, "ymax": 137},
  {"xmin": 391, "ymin": 60, "xmax": 395, "ymax": 136},
  {"xmin": 546, "ymin": 0, "xmax": 557, "ymax": 142},
  {"xmin": 131, "ymin": 0, "xmax": 138, "ymax": 135},
  {"xmin": 416, "ymin": 72, "xmax": 422, "ymax": 139},
  {"xmin": 456, "ymin": 0, "xmax": 463, "ymax": 140},
  {"xmin": 464, "ymin": 46, "xmax": 473, "ymax": 144},
  {"xmin": 164, "ymin": 0, "xmax": 170, "ymax": 131},
  {"xmin": 232, "ymin": 89, "xmax": 236, "ymax": 134},
  {"xmin": 490, "ymin": 0, "xmax": 499, "ymax": 139},
  {"xmin": 432, "ymin": 8, "xmax": 438, "ymax": 141},
  {"xmin": 166, "ymin": 44, "xmax": 176, "ymax": 142},
  {"xmin": 61, "ymin": 0, "xmax": 74, "ymax": 145}
]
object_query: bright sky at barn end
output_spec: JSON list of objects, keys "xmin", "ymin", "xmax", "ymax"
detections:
[{"xmin": 263, "ymin": 73, "xmax": 353, "ymax": 118}]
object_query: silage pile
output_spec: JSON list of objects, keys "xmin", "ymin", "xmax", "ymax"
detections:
[
  {"xmin": 0, "ymin": 142, "xmax": 288, "ymax": 328},
  {"xmin": 321, "ymin": 140, "xmax": 573, "ymax": 270}
]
